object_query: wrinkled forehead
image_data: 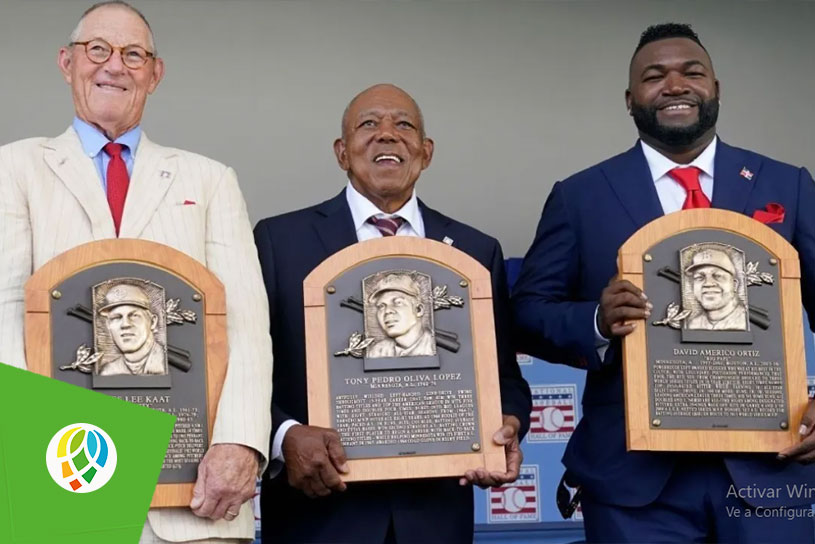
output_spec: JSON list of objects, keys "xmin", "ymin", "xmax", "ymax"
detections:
[
  {"xmin": 76, "ymin": 5, "xmax": 152, "ymax": 47},
  {"xmin": 345, "ymin": 87, "xmax": 423, "ymax": 127}
]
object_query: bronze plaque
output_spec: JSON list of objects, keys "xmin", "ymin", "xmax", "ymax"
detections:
[
  {"xmin": 328, "ymin": 260, "xmax": 478, "ymax": 459},
  {"xmin": 644, "ymin": 232, "xmax": 786, "ymax": 431},
  {"xmin": 305, "ymin": 237, "xmax": 506, "ymax": 481},
  {"xmin": 52, "ymin": 264, "xmax": 206, "ymax": 483},
  {"xmin": 620, "ymin": 209, "xmax": 808, "ymax": 452},
  {"xmin": 25, "ymin": 239, "xmax": 228, "ymax": 506}
]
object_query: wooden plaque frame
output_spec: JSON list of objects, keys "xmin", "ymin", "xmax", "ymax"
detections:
[
  {"xmin": 24, "ymin": 239, "xmax": 227, "ymax": 507},
  {"xmin": 304, "ymin": 237, "xmax": 505, "ymax": 481},
  {"xmin": 620, "ymin": 209, "xmax": 808, "ymax": 452}
]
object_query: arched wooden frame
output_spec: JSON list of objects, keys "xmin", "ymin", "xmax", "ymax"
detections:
[
  {"xmin": 25, "ymin": 239, "xmax": 227, "ymax": 507},
  {"xmin": 619, "ymin": 209, "xmax": 807, "ymax": 452},
  {"xmin": 304, "ymin": 237, "xmax": 505, "ymax": 481}
]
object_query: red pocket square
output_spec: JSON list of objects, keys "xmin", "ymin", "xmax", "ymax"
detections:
[
  {"xmin": 183, "ymin": 200, "xmax": 197, "ymax": 206},
  {"xmin": 752, "ymin": 203, "xmax": 784, "ymax": 224}
]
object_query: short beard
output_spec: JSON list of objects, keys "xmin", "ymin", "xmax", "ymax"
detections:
[{"xmin": 631, "ymin": 97, "xmax": 719, "ymax": 148}]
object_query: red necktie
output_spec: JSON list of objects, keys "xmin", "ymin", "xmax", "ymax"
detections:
[
  {"xmin": 668, "ymin": 166, "xmax": 710, "ymax": 210},
  {"xmin": 367, "ymin": 215, "xmax": 405, "ymax": 237},
  {"xmin": 104, "ymin": 142, "xmax": 129, "ymax": 236}
]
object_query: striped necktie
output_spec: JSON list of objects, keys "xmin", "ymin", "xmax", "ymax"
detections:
[{"xmin": 367, "ymin": 215, "xmax": 405, "ymax": 237}]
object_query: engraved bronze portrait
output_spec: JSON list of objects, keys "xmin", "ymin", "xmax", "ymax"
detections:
[
  {"xmin": 680, "ymin": 243, "xmax": 749, "ymax": 332},
  {"xmin": 363, "ymin": 271, "xmax": 436, "ymax": 358},
  {"xmin": 94, "ymin": 279, "xmax": 169, "ymax": 377}
]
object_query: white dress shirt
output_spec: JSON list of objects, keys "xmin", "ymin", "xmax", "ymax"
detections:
[
  {"xmin": 270, "ymin": 182, "xmax": 425, "ymax": 469},
  {"xmin": 594, "ymin": 137, "xmax": 718, "ymax": 359}
]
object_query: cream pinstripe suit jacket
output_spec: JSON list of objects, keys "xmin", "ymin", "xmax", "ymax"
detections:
[{"xmin": 0, "ymin": 127, "xmax": 272, "ymax": 541}]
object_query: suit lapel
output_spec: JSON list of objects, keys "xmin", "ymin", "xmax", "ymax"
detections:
[
  {"xmin": 601, "ymin": 143, "xmax": 665, "ymax": 230},
  {"xmin": 711, "ymin": 140, "xmax": 761, "ymax": 214},
  {"xmin": 418, "ymin": 201, "xmax": 452, "ymax": 243},
  {"xmin": 42, "ymin": 128, "xmax": 116, "ymax": 238},
  {"xmin": 313, "ymin": 190, "xmax": 358, "ymax": 257},
  {"xmin": 119, "ymin": 133, "xmax": 178, "ymax": 238}
]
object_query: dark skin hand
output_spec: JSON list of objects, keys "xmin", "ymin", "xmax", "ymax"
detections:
[
  {"xmin": 459, "ymin": 414, "xmax": 523, "ymax": 488},
  {"xmin": 282, "ymin": 424, "xmax": 349, "ymax": 498},
  {"xmin": 778, "ymin": 401, "xmax": 815, "ymax": 463},
  {"xmin": 597, "ymin": 278, "xmax": 652, "ymax": 338}
]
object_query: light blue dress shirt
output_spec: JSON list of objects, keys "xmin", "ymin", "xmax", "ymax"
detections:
[{"xmin": 72, "ymin": 117, "xmax": 141, "ymax": 191}]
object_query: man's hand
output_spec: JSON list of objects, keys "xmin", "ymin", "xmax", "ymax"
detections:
[
  {"xmin": 190, "ymin": 443, "xmax": 258, "ymax": 521},
  {"xmin": 597, "ymin": 278, "xmax": 652, "ymax": 338},
  {"xmin": 282, "ymin": 424, "xmax": 349, "ymax": 498},
  {"xmin": 778, "ymin": 400, "xmax": 815, "ymax": 463},
  {"xmin": 459, "ymin": 415, "xmax": 522, "ymax": 488}
]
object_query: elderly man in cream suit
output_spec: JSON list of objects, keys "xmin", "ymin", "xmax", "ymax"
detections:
[{"xmin": 0, "ymin": 2, "xmax": 271, "ymax": 543}]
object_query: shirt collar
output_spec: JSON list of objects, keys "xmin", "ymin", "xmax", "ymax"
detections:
[
  {"xmin": 72, "ymin": 116, "xmax": 142, "ymax": 159},
  {"xmin": 640, "ymin": 135, "xmax": 717, "ymax": 182},
  {"xmin": 345, "ymin": 181, "xmax": 422, "ymax": 232}
]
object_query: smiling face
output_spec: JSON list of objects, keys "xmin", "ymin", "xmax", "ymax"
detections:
[
  {"xmin": 334, "ymin": 84, "xmax": 434, "ymax": 213},
  {"xmin": 58, "ymin": 5, "xmax": 164, "ymax": 139},
  {"xmin": 105, "ymin": 304, "xmax": 157, "ymax": 354},
  {"xmin": 374, "ymin": 290, "xmax": 424, "ymax": 339},
  {"xmin": 692, "ymin": 265, "xmax": 737, "ymax": 311},
  {"xmin": 626, "ymin": 37, "xmax": 719, "ymax": 149}
]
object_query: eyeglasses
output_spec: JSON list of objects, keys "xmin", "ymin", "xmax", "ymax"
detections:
[{"xmin": 70, "ymin": 38, "xmax": 155, "ymax": 69}]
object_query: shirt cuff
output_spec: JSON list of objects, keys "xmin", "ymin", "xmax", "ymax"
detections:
[
  {"xmin": 593, "ymin": 304, "xmax": 610, "ymax": 361},
  {"xmin": 272, "ymin": 419, "xmax": 301, "ymax": 463}
]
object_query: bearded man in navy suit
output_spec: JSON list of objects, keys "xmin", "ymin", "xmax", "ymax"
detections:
[
  {"xmin": 254, "ymin": 83, "xmax": 531, "ymax": 544},
  {"xmin": 512, "ymin": 23, "xmax": 815, "ymax": 543}
]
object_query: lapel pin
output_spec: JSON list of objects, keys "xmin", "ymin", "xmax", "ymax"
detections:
[
  {"xmin": 442, "ymin": 236, "xmax": 454, "ymax": 246},
  {"xmin": 739, "ymin": 167, "xmax": 754, "ymax": 181},
  {"xmin": 160, "ymin": 170, "xmax": 171, "ymax": 179}
]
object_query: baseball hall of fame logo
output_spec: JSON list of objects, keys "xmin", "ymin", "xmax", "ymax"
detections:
[
  {"xmin": 488, "ymin": 465, "xmax": 540, "ymax": 523},
  {"xmin": 527, "ymin": 384, "xmax": 579, "ymax": 442},
  {"xmin": 46, "ymin": 423, "xmax": 117, "ymax": 493}
]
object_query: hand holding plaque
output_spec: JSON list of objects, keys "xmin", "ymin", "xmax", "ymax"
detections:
[
  {"xmin": 597, "ymin": 278, "xmax": 652, "ymax": 338},
  {"xmin": 282, "ymin": 425, "xmax": 349, "ymax": 497}
]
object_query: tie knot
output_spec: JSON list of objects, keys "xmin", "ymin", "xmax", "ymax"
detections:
[
  {"xmin": 367, "ymin": 215, "xmax": 405, "ymax": 237},
  {"xmin": 104, "ymin": 142, "xmax": 125, "ymax": 158},
  {"xmin": 668, "ymin": 166, "xmax": 703, "ymax": 192}
]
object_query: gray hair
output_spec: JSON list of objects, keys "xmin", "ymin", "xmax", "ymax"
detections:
[{"xmin": 69, "ymin": 1, "xmax": 156, "ymax": 53}]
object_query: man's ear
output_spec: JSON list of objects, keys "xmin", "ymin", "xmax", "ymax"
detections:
[
  {"xmin": 58, "ymin": 46, "xmax": 73, "ymax": 85},
  {"xmin": 333, "ymin": 138, "xmax": 349, "ymax": 171},
  {"xmin": 421, "ymin": 138, "xmax": 434, "ymax": 170},
  {"xmin": 150, "ymin": 312, "xmax": 159, "ymax": 331},
  {"xmin": 415, "ymin": 302, "xmax": 424, "ymax": 317},
  {"xmin": 147, "ymin": 57, "xmax": 165, "ymax": 94}
]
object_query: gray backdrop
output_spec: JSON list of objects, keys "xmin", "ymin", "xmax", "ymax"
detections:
[{"xmin": 1, "ymin": 0, "xmax": 813, "ymax": 257}]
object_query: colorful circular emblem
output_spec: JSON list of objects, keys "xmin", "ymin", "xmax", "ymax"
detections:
[{"xmin": 45, "ymin": 423, "xmax": 117, "ymax": 493}]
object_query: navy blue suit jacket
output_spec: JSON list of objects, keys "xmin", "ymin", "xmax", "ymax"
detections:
[
  {"xmin": 254, "ymin": 190, "xmax": 531, "ymax": 543},
  {"xmin": 511, "ymin": 140, "xmax": 815, "ymax": 509}
]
